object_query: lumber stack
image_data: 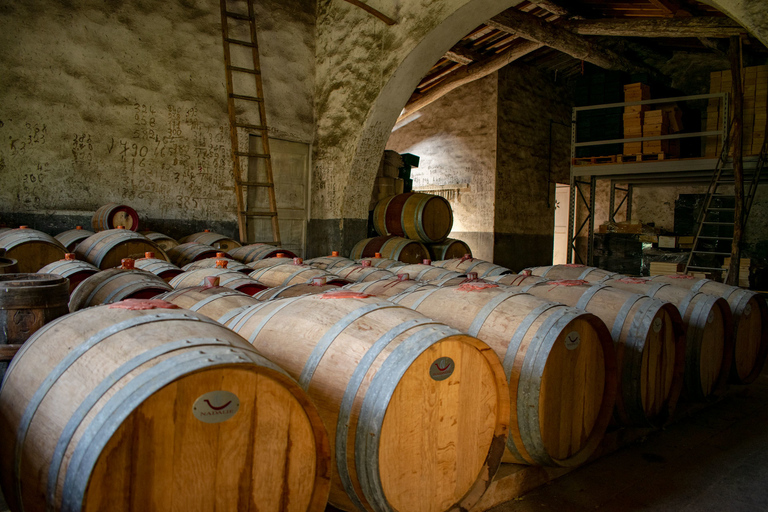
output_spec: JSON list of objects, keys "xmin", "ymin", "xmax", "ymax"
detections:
[{"xmin": 623, "ymin": 83, "xmax": 650, "ymax": 155}]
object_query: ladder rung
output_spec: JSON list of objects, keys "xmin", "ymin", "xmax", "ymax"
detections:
[
  {"xmin": 707, "ymin": 207, "xmax": 735, "ymax": 211},
  {"xmin": 224, "ymin": 11, "xmax": 252, "ymax": 21},
  {"xmin": 237, "ymin": 181, "xmax": 274, "ymax": 187},
  {"xmin": 697, "ymin": 236, "xmax": 733, "ymax": 240},
  {"xmin": 235, "ymin": 122, "xmax": 268, "ymax": 130},
  {"xmin": 224, "ymin": 38, "xmax": 257, "ymax": 47},
  {"xmin": 227, "ymin": 65, "xmax": 260, "ymax": 75},
  {"xmin": 235, "ymin": 151, "xmax": 271, "ymax": 159},
  {"xmin": 241, "ymin": 211, "xmax": 278, "ymax": 217},
  {"xmin": 692, "ymin": 251, "xmax": 732, "ymax": 255},
  {"xmin": 702, "ymin": 221, "xmax": 733, "ymax": 225},
  {"xmin": 687, "ymin": 266, "xmax": 727, "ymax": 271},
  {"xmin": 229, "ymin": 94, "xmax": 263, "ymax": 102}
]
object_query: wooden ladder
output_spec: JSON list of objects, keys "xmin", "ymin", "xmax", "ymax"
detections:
[{"xmin": 219, "ymin": 0, "xmax": 281, "ymax": 246}]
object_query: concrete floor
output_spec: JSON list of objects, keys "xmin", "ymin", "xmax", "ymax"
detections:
[{"xmin": 1, "ymin": 368, "xmax": 766, "ymax": 512}]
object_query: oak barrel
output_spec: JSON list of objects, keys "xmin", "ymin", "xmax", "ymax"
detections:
[
  {"xmin": 525, "ymin": 264, "xmax": 618, "ymax": 283},
  {"xmin": 134, "ymin": 252, "xmax": 184, "ymax": 282},
  {"xmin": 169, "ymin": 268, "xmax": 267, "ymax": 296},
  {"xmin": 305, "ymin": 254, "xmax": 355, "ymax": 271},
  {"xmin": 0, "ymin": 273, "xmax": 69, "ymax": 346},
  {"xmin": 54, "ymin": 226, "xmax": 94, "ymax": 252},
  {"xmin": 253, "ymin": 277, "xmax": 344, "ymax": 301},
  {"xmin": 485, "ymin": 273, "xmax": 549, "ymax": 287},
  {"xmin": 391, "ymin": 283, "xmax": 617, "ymax": 467},
  {"xmin": 91, "ymin": 202, "xmax": 139, "ymax": 231},
  {"xmin": 358, "ymin": 254, "xmax": 405, "ymax": 270},
  {"xmin": 331, "ymin": 264, "xmax": 395, "ymax": 283},
  {"xmin": 393, "ymin": 263, "xmax": 462, "ymax": 283},
  {"xmin": 508, "ymin": 279, "xmax": 686, "ymax": 427},
  {"xmin": 601, "ymin": 276, "xmax": 733, "ymax": 401},
  {"xmin": 343, "ymin": 275, "xmax": 434, "ymax": 299},
  {"xmin": 165, "ymin": 242, "xmax": 224, "ymax": 267},
  {"xmin": 68, "ymin": 266, "xmax": 172, "ymax": 312},
  {"xmin": 249, "ymin": 262, "xmax": 345, "ymax": 288},
  {"xmin": 75, "ymin": 229, "xmax": 168, "ymax": 269},
  {"xmin": 650, "ymin": 274, "xmax": 768, "ymax": 385},
  {"xmin": 247, "ymin": 254, "xmax": 300, "ymax": 270},
  {"xmin": 155, "ymin": 283, "xmax": 260, "ymax": 323},
  {"xmin": 38, "ymin": 254, "xmax": 100, "ymax": 293},
  {"xmin": 350, "ymin": 236, "xmax": 429, "ymax": 264},
  {"xmin": 434, "ymin": 256, "xmax": 513, "ymax": 278},
  {"xmin": 179, "ymin": 230, "xmax": 242, "ymax": 252},
  {"xmin": 373, "ymin": 192, "xmax": 453, "ymax": 243},
  {"xmin": 427, "ymin": 239, "xmax": 472, "ymax": 261},
  {"xmin": 139, "ymin": 231, "xmax": 179, "ymax": 252},
  {"xmin": 0, "ymin": 303, "xmax": 331, "ymax": 512},
  {"xmin": 225, "ymin": 292, "xmax": 509, "ymax": 512},
  {"xmin": 182, "ymin": 253, "xmax": 252, "ymax": 274},
  {"xmin": 0, "ymin": 227, "xmax": 67, "ymax": 273},
  {"xmin": 229, "ymin": 243, "xmax": 297, "ymax": 263},
  {"xmin": 0, "ymin": 258, "xmax": 19, "ymax": 274}
]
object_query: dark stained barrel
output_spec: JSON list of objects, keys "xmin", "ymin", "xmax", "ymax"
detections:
[{"xmin": 75, "ymin": 229, "xmax": 168, "ymax": 269}]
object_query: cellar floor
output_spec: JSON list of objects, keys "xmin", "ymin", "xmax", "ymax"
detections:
[{"xmin": 1, "ymin": 366, "xmax": 766, "ymax": 512}]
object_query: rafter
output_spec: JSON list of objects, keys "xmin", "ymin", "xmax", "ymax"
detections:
[{"xmin": 560, "ymin": 16, "xmax": 744, "ymax": 38}]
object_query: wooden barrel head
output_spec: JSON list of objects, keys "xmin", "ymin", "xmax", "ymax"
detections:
[
  {"xmin": 732, "ymin": 295, "xmax": 767, "ymax": 384},
  {"xmin": 0, "ymin": 229, "xmax": 67, "ymax": 273},
  {"xmin": 638, "ymin": 306, "xmax": 680, "ymax": 421},
  {"xmin": 695, "ymin": 302, "xmax": 726, "ymax": 398},
  {"xmin": 403, "ymin": 194, "xmax": 453, "ymax": 243}
]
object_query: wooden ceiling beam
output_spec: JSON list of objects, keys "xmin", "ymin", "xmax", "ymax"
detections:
[
  {"xmin": 398, "ymin": 40, "xmax": 543, "ymax": 122},
  {"xmin": 487, "ymin": 8, "xmax": 648, "ymax": 73},
  {"xmin": 444, "ymin": 46, "xmax": 486, "ymax": 65},
  {"xmin": 560, "ymin": 16, "xmax": 745, "ymax": 38},
  {"xmin": 647, "ymin": 0, "xmax": 693, "ymax": 18}
]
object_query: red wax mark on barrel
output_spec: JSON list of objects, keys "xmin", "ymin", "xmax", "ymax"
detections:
[
  {"xmin": 109, "ymin": 299, "xmax": 180, "ymax": 310},
  {"xmin": 320, "ymin": 291, "xmax": 373, "ymax": 299},
  {"xmin": 550, "ymin": 279, "xmax": 589, "ymax": 286},
  {"xmin": 617, "ymin": 277, "xmax": 649, "ymax": 284},
  {"xmin": 564, "ymin": 264, "xmax": 586, "ymax": 268},
  {"xmin": 457, "ymin": 283, "xmax": 499, "ymax": 292}
]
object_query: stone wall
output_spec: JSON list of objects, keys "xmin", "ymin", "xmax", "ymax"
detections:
[
  {"xmin": 0, "ymin": 0, "xmax": 315, "ymax": 239},
  {"xmin": 385, "ymin": 73, "xmax": 498, "ymax": 260},
  {"xmin": 494, "ymin": 64, "xmax": 573, "ymax": 271}
]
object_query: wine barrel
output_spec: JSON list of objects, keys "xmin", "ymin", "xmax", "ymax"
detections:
[
  {"xmin": 508, "ymin": 279, "xmax": 686, "ymax": 427},
  {"xmin": 54, "ymin": 226, "xmax": 94, "ymax": 251},
  {"xmin": 134, "ymin": 252, "xmax": 185, "ymax": 282},
  {"xmin": 0, "ymin": 227, "xmax": 67, "ymax": 273},
  {"xmin": 155, "ymin": 283, "xmax": 260, "ymax": 323},
  {"xmin": 69, "ymin": 266, "xmax": 173, "ymax": 312},
  {"xmin": 91, "ymin": 202, "xmax": 139, "ymax": 231},
  {"xmin": 485, "ymin": 272, "xmax": 549, "ymax": 287},
  {"xmin": 650, "ymin": 274, "xmax": 768, "ymax": 385},
  {"xmin": 434, "ymin": 256, "xmax": 513, "ymax": 278},
  {"xmin": 75, "ymin": 229, "xmax": 168, "ymax": 269},
  {"xmin": 225, "ymin": 292, "xmax": 509, "ymax": 512},
  {"xmin": 0, "ymin": 257, "xmax": 19, "ymax": 274},
  {"xmin": 253, "ymin": 277, "xmax": 344, "ymax": 301},
  {"xmin": 358, "ymin": 254, "xmax": 405, "ymax": 270},
  {"xmin": 393, "ymin": 263, "xmax": 462, "ymax": 283},
  {"xmin": 525, "ymin": 264, "xmax": 618, "ymax": 283},
  {"xmin": 229, "ymin": 244, "xmax": 297, "ymax": 263},
  {"xmin": 600, "ymin": 276, "xmax": 733, "ymax": 401},
  {"xmin": 373, "ymin": 192, "xmax": 453, "ymax": 243},
  {"xmin": 427, "ymin": 238, "xmax": 472, "ymax": 261},
  {"xmin": 0, "ymin": 273, "xmax": 69, "ymax": 346},
  {"xmin": 179, "ymin": 230, "xmax": 242, "ymax": 252},
  {"xmin": 391, "ymin": 283, "xmax": 616, "ymax": 467},
  {"xmin": 343, "ymin": 275, "xmax": 433, "ymax": 299},
  {"xmin": 0, "ymin": 302, "xmax": 331, "ymax": 512},
  {"xmin": 182, "ymin": 253, "xmax": 252, "ymax": 274},
  {"xmin": 350, "ymin": 236, "xmax": 429, "ymax": 264},
  {"xmin": 165, "ymin": 242, "xmax": 224, "ymax": 267},
  {"xmin": 38, "ymin": 254, "xmax": 100, "ymax": 293},
  {"xmin": 331, "ymin": 264, "xmax": 395, "ymax": 283},
  {"xmin": 139, "ymin": 231, "xmax": 179, "ymax": 252},
  {"xmin": 169, "ymin": 268, "xmax": 267, "ymax": 296},
  {"xmin": 306, "ymin": 253, "xmax": 355, "ymax": 271},
  {"xmin": 249, "ymin": 262, "xmax": 345, "ymax": 288},
  {"xmin": 247, "ymin": 254, "xmax": 300, "ymax": 270}
]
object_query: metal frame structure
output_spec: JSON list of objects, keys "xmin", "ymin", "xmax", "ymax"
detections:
[{"xmin": 567, "ymin": 92, "xmax": 730, "ymax": 265}]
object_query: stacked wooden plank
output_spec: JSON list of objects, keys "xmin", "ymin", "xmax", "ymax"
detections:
[
  {"xmin": 370, "ymin": 150, "xmax": 406, "ymax": 206},
  {"xmin": 649, "ymin": 261, "xmax": 684, "ymax": 276},
  {"xmin": 642, "ymin": 109, "xmax": 669, "ymax": 154},
  {"xmin": 723, "ymin": 257, "xmax": 750, "ymax": 288},
  {"xmin": 706, "ymin": 65, "xmax": 768, "ymax": 157},
  {"xmin": 623, "ymin": 82, "xmax": 650, "ymax": 155}
]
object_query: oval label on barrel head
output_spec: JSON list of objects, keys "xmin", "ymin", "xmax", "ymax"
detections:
[
  {"xmin": 430, "ymin": 357, "xmax": 455, "ymax": 381},
  {"xmin": 193, "ymin": 390, "xmax": 240, "ymax": 423},
  {"xmin": 652, "ymin": 317, "xmax": 662, "ymax": 333},
  {"xmin": 565, "ymin": 331, "xmax": 580, "ymax": 350}
]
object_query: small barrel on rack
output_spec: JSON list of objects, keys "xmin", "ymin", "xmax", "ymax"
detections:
[
  {"xmin": 373, "ymin": 192, "xmax": 453, "ymax": 243},
  {"xmin": 91, "ymin": 202, "xmax": 140, "ymax": 231},
  {"xmin": 0, "ymin": 227, "xmax": 67, "ymax": 273},
  {"xmin": 433, "ymin": 256, "xmax": 513, "ymax": 278},
  {"xmin": 169, "ymin": 267, "xmax": 268, "ymax": 296},
  {"xmin": 38, "ymin": 253, "xmax": 100, "ymax": 293},
  {"xmin": 426, "ymin": 238, "xmax": 472, "ymax": 261},
  {"xmin": 228, "ymin": 243, "xmax": 297, "ymax": 263},
  {"xmin": 0, "ymin": 302, "xmax": 331, "ymax": 512},
  {"xmin": 253, "ymin": 276, "xmax": 345, "ymax": 301},
  {"xmin": 651, "ymin": 274, "xmax": 768, "ymax": 385},
  {"xmin": 166, "ymin": 242, "xmax": 225, "ymax": 268},
  {"xmin": 68, "ymin": 260, "xmax": 173, "ymax": 312},
  {"xmin": 75, "ymin": 229, "xmax": 168, "ymax": 269},
  {"xmin": 225, "ymin": 292, "xmax": 509, "ymax": 512},
  {"xmin": 182, "ymin": 252, "xmax": 252, "ymax": 274},
  {"xmin": 390, "ymin": 283, "xmax": 617, "ymax": 467},
  {"xmin": 134, "ymin": 252, "xmax": 185, "ymax": 282},
  {"xmin": 139, "ymin": 231, "xmax": 179, "ymax": 252},
  {"xmin": 54, "ymin": 226, "xmax": 95, "ymax": 251},
  {"xmin": 350, "ymin": 236, "xmax": 429, "ymax": 264},
  {"xmin": 179, "ymin": 230, "xmax": 242, "ymax": 252}
]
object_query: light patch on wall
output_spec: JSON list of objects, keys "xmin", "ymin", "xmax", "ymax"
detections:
[{"xmin": 391, "ymin": 111, "xmax": 422, "ymax": 132}]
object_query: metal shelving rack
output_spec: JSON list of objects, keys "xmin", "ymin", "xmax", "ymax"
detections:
[{"xmin": 566, "ymin": 92, "xmax": 733, "ymax": 265}]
